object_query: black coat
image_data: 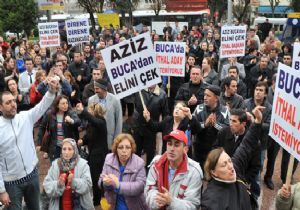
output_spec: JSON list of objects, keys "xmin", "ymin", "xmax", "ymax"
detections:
[
  {"xmin": 38, "ymin": 109, "xmax": 81, "ymax": 159},
  {"xmin": 193, "ymin": 103, "xmax": 230, "ymax": 168},
  {"xmin": 201, "ymin": 123, "xmax": 262, "ymax": 210}
]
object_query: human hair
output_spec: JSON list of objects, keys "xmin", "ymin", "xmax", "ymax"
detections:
[
  {"xmin": 88, "ymin": 103, "xmax": 106, "ymax": 118},
  {"xmin": 24, "ymin": 57, "xmax": 33, "ymax": 64},
  {"xmin": 283, "ymin": 53, "xmax": 292, "ymax": 58},
  {"xmin": 63, "ymin": 71, "xmax": 76, "ymax": 85},
  {"xmin": 6, "ymin": 78, "xmax": 18, "ymax": 91},
  {"xmin": 255, "ymin": 81, "xmax": 268, "ymax": 94},
  {"xmin": 174, "ymin": 100, "xmax": 188, "ymax": 108},
  {"xmin": 221, "ymin": 76, "xmax": 237, "ymax": 91},
  {"xmin": 111, "ymin": 133, "xmax": 136, "ymax": 155},
  {"xmin": 230, "ymin": 109, "xmax": 247, "ymax": 123},
  {"xmin": 0, "ymin": 91, "xmax": 13, "ymax": 105},
  {"xmin": 203, "ymin": 57, "xmax": 213, "ymax": 69},
  {"xmin": 227, "ymin": 65, "xmax": 239, "ymax": 74},
  {"xmin": 35, "ymin": 70, "xmax": 45, "ymax": 81},
  {"xmin": 52, "ymin": 95, "xmax": 70, "ymax": 114},
  {"xmin": 204, "ymin": 148, "xmax": 224, "ymax": 181}
]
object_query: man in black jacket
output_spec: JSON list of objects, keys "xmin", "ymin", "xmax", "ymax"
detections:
[
  {"xmin": 193, "ymin": 85, "xmax": 230, "ymax": 169},
  {"xmin": 68, "ymin": 51, "xmax": 90, "ymax": 91},
  {"xmin": 219, "ymin": 76, "xmax": 245, "ymax": 110},
  {"xmin": 175, "ymin": 66, "xmax": 207, "ymax": 113},
  {"xmin": 227, "ymin": 65, "xmax": 247, "ymax": 99},
  {"xmin": 214, "ymin": 108, "xmax": 261, "ymax": 203},
  {"xmin": 133, "ymin": 85, "xmax": 169, "ymax": 167}
]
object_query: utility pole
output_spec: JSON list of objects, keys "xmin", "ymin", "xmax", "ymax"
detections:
[
  {"xmin": 227, "ymin": 0, "xmax": 233, "ymax": 24},
  {"xmin": 46, "ymin": 10, "xmax": 51, "ymax": 21}
]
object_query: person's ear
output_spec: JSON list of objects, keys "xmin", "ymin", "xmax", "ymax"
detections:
[
  {"xmin": 211, "ymin": 169, "xmax": 217, "ymax": 178},
  {"xmin": 184, "ymin": 145, "xmax": 188, "ymax": 154}
]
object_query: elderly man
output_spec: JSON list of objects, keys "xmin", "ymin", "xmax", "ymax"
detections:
[
  {"xmin": 145, "ymin": 129, "xmax": 203, "ymax": 210},
  {"xmin": 88, "ymin": 78, "xmax": 122, "ymax": 150},
  {"xmin": 193, "ymin": 85, "xmax": 230, "ymax": 168},
  {"xmin": 0, "ymin": 77, "xmax": 59, "ymax": 210}
]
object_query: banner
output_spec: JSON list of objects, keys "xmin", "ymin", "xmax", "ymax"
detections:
[
  {"xmin": 38, "ymin": 0, "xmax": 64, "ymax": 10},
  {"xmin": 220, "ymin": 25, "xmax": 247, "ymax": 58},
  {"xmin": 96, "ymin": 13, "xmax": 120, "ymax": 28},
  {"xmin": 101, "ymin": 33, "xmax": 161, "ymax": 99},
  {"xmin": 38, "ymin": 22, "xmax": 60, "ymax": 48},
  {"xmin": 154, "ymin": 41, "xmax": 186, "ymax": 77},
  {"xmin": 66, "ymin": 19, "xmax": 90, "ymax": 45},
  {"xmin": 269, "ymin": 63, "xmax": 300, "ymax": 161},
  {"xmin": 292, "ymin": 42, "xmax": 300, "ymax": 70}
]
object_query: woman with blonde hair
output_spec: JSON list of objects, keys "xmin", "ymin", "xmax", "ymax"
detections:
[
  {"xmin": 76, "ymin": 102, "xmax": 108, "ymax": 209},
  {"xmin": 98, "ymin": 133, "xmax": 149, "ymax": 210}
]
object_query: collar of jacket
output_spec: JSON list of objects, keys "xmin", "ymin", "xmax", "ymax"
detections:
[
  {"xmin": 106, "ymin": 154, "xmax": 138, "ymax": 174},
  {"xmin": 154, "ymin": 152, "xmax": 188, "ymax": 192},
  {"xmin": 144, "ymin": 85, "xmax": 160, "ymax": 96}
]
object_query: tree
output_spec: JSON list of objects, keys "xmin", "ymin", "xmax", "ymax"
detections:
[
  {"xmin": 149, "ymin": 0, "xmax": 166, "ymax": 17},
  {"xmin": 290, "ymin": 0, "xmax": 300, "ymax": 12},
  {"xmin": 207, "ymin": 0, "xmax": 227, "ymax": 23},
  {"xmin": 232, "ymin": 0, "xmax": 251, "ymax": 23},
  {"xmin": 269, "ymin": 0, "xmax": 280, "ymax": 17},
  {"xmin": 77, "ymin": 0, "xmax": 105, "ymax": 34},
  {"xmin": 0, "ymin": 0, "xmax": 38, "ymax": 38},
  {"xmin": 112, "ymin": 0, "xmax": 140, "ymax": 27}
]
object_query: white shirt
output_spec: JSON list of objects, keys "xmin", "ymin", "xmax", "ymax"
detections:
[{"xmin": 18, "ymin": 69, "xmax": 37, "ymax": 93}]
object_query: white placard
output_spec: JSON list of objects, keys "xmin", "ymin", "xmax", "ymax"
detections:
[
  {"xmin": 154, "ymin": 41, "xmax": 186, "ymax": 77},
  {"xmin": 269, "ymin": 63, "xmax": 300, "ymax": 161},
  {"xmin": 292, "ymin": 42, "xmax": 300, "ymax": 70},
  {"xmin": 66, "ymin": 19, "xmax": 90, "ymax": 45},
  {"xmin": 101, "ymin": 33, "xmax": 161, "ymax": 99},
  {"xmin": 220, "ymin": 25, "xmax": 247, "ymax": 58},
  {"xmin": 38, "ymin": 22, "xmax": 60, "ymax": 48}
]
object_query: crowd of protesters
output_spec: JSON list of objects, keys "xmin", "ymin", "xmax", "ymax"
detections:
[{"xmin": 0, "ymin": 18, "xmax": 299, "ymax": 210}]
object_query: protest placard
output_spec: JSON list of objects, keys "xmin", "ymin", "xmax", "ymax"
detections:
[
  {"xmin": 220, "ymin": 25, "xmax": 247, "ymax": 58},
  {"xmin": 96, "ymin": 13, "xmax": 120, "ymax": 28},
  {"xmin": 66, "ymin": 19, "xmax": 90, "ymax": 45},
  {"xmin": 154, "ymin": 41, "xmax": 186, "ymax": 77},
  {"xmin": 38, "ymin": 22, "xmax": 60, "ymax": 48},
  {"xmin": 38, "ymin": 0, "xmax": 64, "ymax": 10},
  {"xmin": 101, "ymin": 33, "xmax": 161, "ymax": 99},
  {"xmin": 269, "ymin": 63, "xmax": 300, "ymax": 162},
  {"xmin": 292, "ymin": 42, "xmax": 300, "ymax": 70}
]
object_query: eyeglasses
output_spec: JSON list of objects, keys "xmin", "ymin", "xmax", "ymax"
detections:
[{"xmin": 117, "ymin": 146, "xmax": 132, "ymax": 150}]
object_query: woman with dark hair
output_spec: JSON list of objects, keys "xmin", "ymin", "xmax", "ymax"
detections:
[
  {"xmin": 6, "ymin": 78, "xmax": 30, "ymax": 112},
  {"xmin": 143, "ymin": 101, "xmax": 200, "ymax": 154},
  {"xmin": 201, "ymin": 106, "xmax": 263, "ymax": 210},
  {"xmin": 64, "ymin": 71, "xmax": 81, "ymax": 107},
  {"xmin": 38, "ymin": 95, "xmax": 81, "ymax": 161},
  {"xmin": 3, "ymin": 57, "xmax": 18, "ymax": 82},
  {"xmin": 163, "ymin": 31, "xmax": 173, "ymax": 42},
  {"xmin": 76, "ymin": 102, "xmax": 108, "ymax": 209},
  {"xmin": 202, "ymin": 57, "xmax": 219, "ymax": 85},
  {"xmin": 43, "ymin": 138, "xmax": 94, "ymax": 210}
]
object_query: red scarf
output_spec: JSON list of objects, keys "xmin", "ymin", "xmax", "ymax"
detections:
[{"xmin": 61, "ymin": 169, "xmax": 74, "ymax": 210}]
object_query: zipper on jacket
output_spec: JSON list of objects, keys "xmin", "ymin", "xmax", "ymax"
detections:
[
  {"xmin": 10, "ymin": 120, "xmax": 28, "ymax": 175},
  {"xmin": 4, "ymin": 158, "xmax": 8, "ymax": 173}
]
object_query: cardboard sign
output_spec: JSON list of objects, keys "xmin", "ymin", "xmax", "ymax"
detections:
[
  {"xmin": 38, "ymin": 0, "xmax": 64, "ymax": 10},
  {"xmin": 269, "ymin": 63, "xmax": 300, "ymax": 161},
  {"xmin": 38, "ymin": 22, "xmax": 60, "ymax": 48},
  {"xmin": 220, "ymin": 25, "xmax": 247, "ymax": 58},
  {"xmin": 292, "ymin": 42, "xmax": 300, "ymax": 70},
  {"xmin": 96, "ymin": 13, "xmax": 120, "ymax": 28},
  {"xmin": 154, "ymin": 41, "xmax": 186, "ymax": 77},
  {"xmin": 66, "ymin": 19, "xmax": 90, "ymax": 45},
  {"xmin": 101, "ymin": 33, "xmax": 161, "ymax": 99}
]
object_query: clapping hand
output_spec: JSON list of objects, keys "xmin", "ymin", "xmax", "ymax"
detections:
[{"xmin": 155, "ymin": 187, "xmax": 172, "ymax": 208}]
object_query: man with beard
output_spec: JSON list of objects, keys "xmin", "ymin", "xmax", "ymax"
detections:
[
  {"xmin": 0, "ymin": 77, "xmax": 59, "ymax": 209},
  {"xmin": 68, "ymin": 51, "xmax": 90, "ymax": 91}
]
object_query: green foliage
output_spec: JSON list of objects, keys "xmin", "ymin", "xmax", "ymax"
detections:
[
  {"xmin": 0, "ymin": 0, "xmax": 38, "ymax": 37},
  {"xmin": 290, "ymin": 0, "xmax": 300, "ymax": 12}
]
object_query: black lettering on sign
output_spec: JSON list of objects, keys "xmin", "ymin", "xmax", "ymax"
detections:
[
  {"xmin": 136, "ymin": 37, "xmax": 147, "ymax": 52},
  {"xmin": 120, "ymin": 44, "xmax": 131, "ymax": 59}
]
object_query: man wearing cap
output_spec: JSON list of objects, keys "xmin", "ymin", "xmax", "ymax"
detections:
[
  {"xmin": 193, "ymin": 85, "xmax": 229, "ymax": 169},
  {"xmin": 145, "ymin": 130, "xmax": 203, "ymax": 210},
  {"xmin": 88, "ymin": 78, "xmax": 122, "ymax": 150}
]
